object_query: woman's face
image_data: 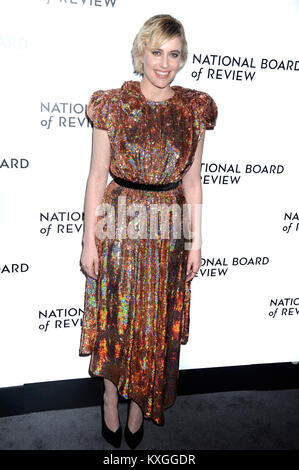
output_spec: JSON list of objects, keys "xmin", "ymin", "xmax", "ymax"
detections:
[{"xmin": 141, "ymin": 36, "xmax": 182, "ymax": 89}]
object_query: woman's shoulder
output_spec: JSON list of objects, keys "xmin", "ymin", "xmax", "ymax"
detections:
[
  {"xmin": 86, "ymin": 87, "xmax": 121, "ymax": 127},
  {"xmin": 173, "ymin": 85, "xmax": 218, "ymax": 129},
  {"xmin": 88, "ymin": 86, "xmax": 121, "ymax": 103},
  {"xmin": 86, "ymin": 86, "xmax": 122, "ymax": 122},
  {"xmin": 173, "ymin": 85, "xmax": 215, "ymax": 106}
]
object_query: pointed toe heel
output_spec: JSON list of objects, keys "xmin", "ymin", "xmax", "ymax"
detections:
[
  {"xmin": 101, "ymin": 401, "xmax": 122, "ymax": 448},
  {"xmin": 124, "ymin": 419, "xmax": 144, "ymax": 449}
]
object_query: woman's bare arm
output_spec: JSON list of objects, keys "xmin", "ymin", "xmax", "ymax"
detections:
[
  {"xmin": 181, "ymin": 128, "xmax": 205, "ymax": 251},
  {"xmin": 82, "ymin": 127, "xmax": 111, "ymax": 246},
  {"xmin": 80, "ymin": 128, "xmax": 111, "ymax": 279}
]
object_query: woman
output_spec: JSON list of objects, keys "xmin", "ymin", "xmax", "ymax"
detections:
[{"xmin": 79, "ymin": 14, "xmax": 218, "ymax": 449}]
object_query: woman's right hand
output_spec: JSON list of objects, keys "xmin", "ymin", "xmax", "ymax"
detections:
[{"xmin": 80, "ymin": 240, "xmax": 99, "ymax": 280}]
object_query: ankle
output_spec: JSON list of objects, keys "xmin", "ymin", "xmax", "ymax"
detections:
[
  {"xmin": 103, "ymin": 390, "xmax": 118, "ymax": 405},
  {"xmin": 128, "ymin": 402, "xmax": 143, "ymax": 431}
]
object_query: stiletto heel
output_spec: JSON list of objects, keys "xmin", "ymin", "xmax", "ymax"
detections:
[
  {"xmin": 124, "ymin": 404, "xmax": 144, "ymax": 449},
  {"xmin": 101, "ymin": 400, "xmax": 122, "ymax": 448}
]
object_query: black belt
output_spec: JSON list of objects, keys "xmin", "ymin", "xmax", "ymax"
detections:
[{"xmin": 111, "ymin": 171, "xmax": 181, "ymax": 191}]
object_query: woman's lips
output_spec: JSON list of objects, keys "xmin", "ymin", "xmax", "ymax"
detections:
[{"xmin": 154, "ymin": 70, "xmax": 170, "ymax": 77}]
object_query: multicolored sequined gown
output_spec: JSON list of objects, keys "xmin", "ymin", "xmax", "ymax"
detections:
[{"xmin": 79, "ymin": 80, "xmax": 217, "ymax": 425}]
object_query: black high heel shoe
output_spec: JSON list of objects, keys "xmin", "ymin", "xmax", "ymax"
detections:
[
  {"xmin": 124, "ymin": 406, "xmax": 144, "ymax": 449},
  {"xmin": 101, "ymin": 400, "xmax": 122, "ymax": 448}
]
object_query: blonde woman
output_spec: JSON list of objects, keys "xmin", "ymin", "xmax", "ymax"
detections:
[{"xmin": 79, "ymin": 14, "xmax": 218, "ymax": 449}]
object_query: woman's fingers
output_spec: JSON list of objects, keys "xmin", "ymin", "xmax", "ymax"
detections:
[
  {"xmin": 80, "ymin": 249, "xmax": 99, "ymax": 279},
  {"xmin": 94, "ymin": 257, "xmax": 99, "ymax": 276},
  {"xmin": 89, "ymin": 258, "xmax": 99, "ymax": 279},
  {"xmin": 186, "ymin": 271, "xmax": 196, "ymax": 282},
  {"xmin": 87, "ymin": 267, "xmax": 97, "ymax": 280},
  {"xmin": 186, "ymin": 262, "xmax": 195, "ymax": 282},
  {"xmin": 186, "ymin": 258, "xmax": 200, "ymax": 282},
  {"xmin": 80, "ymin": 262, "xmax": 98, "ymax": 280}
]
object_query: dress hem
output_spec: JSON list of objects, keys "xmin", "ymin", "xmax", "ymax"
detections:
[{"xmin": 88, "ymin": 370, "xmax": 178, "ymax": 426}]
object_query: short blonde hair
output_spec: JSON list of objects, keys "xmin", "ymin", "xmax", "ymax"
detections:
[{"xmin": 132, "ymin": 14, "xmax": 188, "ymax": 76}]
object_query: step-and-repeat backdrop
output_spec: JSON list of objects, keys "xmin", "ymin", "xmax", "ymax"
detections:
[{"xmin": 0, "ymin": 0, "xmax": 298, "ymax": 388}]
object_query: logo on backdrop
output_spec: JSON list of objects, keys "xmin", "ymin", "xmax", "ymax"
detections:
[
  {"xmin": 0, "ymin": 157, "xmax": 29, "ymax": 169},
  {"xmin": 38, "ymin": 308, "xmax": 83, "ymax": 332},
  {"xmin": 201, "ymin": 162, "xmax": 284, "ymax": 184},
  {"xmin": 43, "ymin": 0, "xmax": 117, "ymax": 7},
  {"xmin": 40, "ymin": 211, "xmax": 84, "ymax": 236},
  {"xmin": 268, "ymin": 297, "xmax": 299, "ymax": 319},
  {"xmin": 199, "ymin": 256, "xmax": 269, "ymax": 277},
  {"xmin": 191, "ymin": 54, "xmax": 299, "ymax": 81},
  {"xmin": 282, "ymin": 211, "xmax": 299, "ymax": 235},
  {"xmin": 40, "ymin": 102, "xmax": 91, "ymax": 129},
  {"xmin": 0, "ymin": 264, "xmax": 29, "ymax": 274}
]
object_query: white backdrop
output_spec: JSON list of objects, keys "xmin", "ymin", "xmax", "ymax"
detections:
[{"xmin": 0, "ymin": 0, "xmax": 298, "ymax": 388}]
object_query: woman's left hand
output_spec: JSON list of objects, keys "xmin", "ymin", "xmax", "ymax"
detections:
[{"xmin": 186, "ymin": 248, "xmax": 201, "ymax": 282}]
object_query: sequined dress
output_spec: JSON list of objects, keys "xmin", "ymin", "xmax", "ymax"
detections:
[{"xmin": 79, "ymin": 80, "xmax": 217, "ymax": 425}]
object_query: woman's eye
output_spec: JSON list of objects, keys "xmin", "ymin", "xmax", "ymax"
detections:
[{"xmin": 152, "ymin": 51, "xmax": 180, "ymax": 58}]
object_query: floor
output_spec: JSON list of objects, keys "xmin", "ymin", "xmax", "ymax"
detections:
[{"xmin": 1, "ymin": 388, "xmax": 298, "ymax": 450}]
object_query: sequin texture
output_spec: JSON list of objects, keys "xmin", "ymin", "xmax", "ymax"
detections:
[{"xmin": 79, "ymin": 80, "xmax": 217, "ymax": 425}]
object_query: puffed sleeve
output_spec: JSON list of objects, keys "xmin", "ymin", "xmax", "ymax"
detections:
[
  {"xmin": 86, "ymin": 90, "xmax": 111, "ymax": 130},
  {"xmin": 191, "ymin": 90, "xmax": 218, "ymax": 140}
]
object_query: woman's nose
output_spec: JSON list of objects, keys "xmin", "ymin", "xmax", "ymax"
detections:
[{"xmin": 161, "ymin": 54, "xmax": 169, "ymax": 68}]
